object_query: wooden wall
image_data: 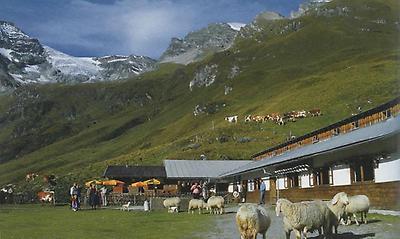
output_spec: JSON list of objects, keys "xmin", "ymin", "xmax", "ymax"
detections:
[{"xmin": 245, "ymin": 181, "xmax": 400, "ymax": 210}]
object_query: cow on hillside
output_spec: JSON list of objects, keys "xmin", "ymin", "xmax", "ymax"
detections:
[
  {"xmin": 37, "ymin": 191, "xmax": 54, "ymax": 204},
  {"xmin": 26, "ymin": 173, "xmax": 39, "ymax": 182},
  {"xmin": 244, "ymin": 115, "xmax": 252, "ymax": 122},
  {"xmin": 308, "ymin": 109, "xmax": 322, "ymax": 117},
  {"xmin": 224, "ymin": 115, "xmax": 238, "ymax": 123}
]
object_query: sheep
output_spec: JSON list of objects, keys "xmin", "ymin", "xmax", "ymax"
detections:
[
  {"xmin": 342, "ymin": 195, "xmax": 370, "ymax": 226},
  {"xmin": 276, "ymin": 198, "xmax": 329, "ymax": 239},
  {"xmin": 326, "ymin": 192, "xmax": 350, "ymax": 235},
  {"xmin": 188, "ymin": 199, "xmax": 207, "ymax": 214},
  {"xmin": 207, "ymin": 196, "xmax": 225, "ymax": 214},
  {"xmin": 163, "ymin": 197, "xmax": 181, "ymax": 213},
  {"xmin": 236, "ymin": 204, "xmax": 271, "ymax": 239}
]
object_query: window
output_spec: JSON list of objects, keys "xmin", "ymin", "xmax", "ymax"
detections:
[
  {"xmin": 312, "ymin": 135, "xmax": 319, "ymax": 144},
  {"xmin": 285, "ymin": 174, "xmax": 301, "ymax": 188},
  {"xmin": 310, "ymin": 167, "xmax": 333, "ymax": 186},
  {"xmin": 284, "ymin": 177, "xmax": 288, "ymax": 188},
  {"xmin": 333, "ymin": 128, "xmax": 340, "ymax": 136},
  {"xmin": 351, "ymin": 159, "xmax": 375, "ymax": 183},
  {"xmin": 385, "ymin": 109, "xmax": 391, "ymax": 118},
  {"xmin": 352, "ymin": 121, "xmax": 359, "ymax": 129},
  {"xmin": 309, "ymin": 173, "xmax": 315, "ymax": 187}
]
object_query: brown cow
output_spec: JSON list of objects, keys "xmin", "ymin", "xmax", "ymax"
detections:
[
  {"xmin": 308, "ymin": 109, "xmax": 322, "ymax": 117},
  {"xmin": 37, "ymin": 191, "xmax": 54, "ymax": 204}
]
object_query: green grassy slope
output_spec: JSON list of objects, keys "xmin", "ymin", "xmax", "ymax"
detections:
[
  {"xmin": 0, "ymin": 0, "xmax": 398, "ymax": 186},
  {"xmin": 0, "ymin": 205, "xmax": 212, "ymax": 239}
]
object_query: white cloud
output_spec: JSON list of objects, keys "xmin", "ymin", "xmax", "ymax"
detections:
[{"xmin": 11, "ymin": 0, "xmax": 301, "ymax": 57}]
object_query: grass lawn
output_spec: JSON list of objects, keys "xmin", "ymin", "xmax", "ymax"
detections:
[{"xmin": 0, "ymin": 204, "xmax": 213, "ymax": 239}]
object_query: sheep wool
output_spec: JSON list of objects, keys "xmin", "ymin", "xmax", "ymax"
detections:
[
  {"xmin": 163, "ymin": 197, "xmax": 181, "ymax": 213},
  {"xmin": 276, "ymin": 198, "xmax": 329, "ymax": 239},
  {"xmin": 326, "ymin": 192, "xmax": 350, "ymax": 234},
  {"xmin": 207, "ymin": 196, "xmax": 225, "ymax": 215},
  {"xmin": 344, "ymin": 195, "xmax": 370, "ymax": 225},
  {"xmin": 236, "ymin": 204, "xmax": 271, "ymax": 239},
  {"xmin": 188, "ymin": 199, "xmax": 206, "ymax": 214}
]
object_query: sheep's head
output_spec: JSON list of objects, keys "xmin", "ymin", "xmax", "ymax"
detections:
[{"xmin": 332, "ymin": 192, "xmax": 349, "ymax": 206}]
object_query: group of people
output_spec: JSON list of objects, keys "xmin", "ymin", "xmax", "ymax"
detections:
[
  {"xmin": 69, "ymin": 183, "xmax": 108, "ymax": 211},
  {"xmin": 190, "ymin": 181, "xmax": 208, "ymax": 200}
]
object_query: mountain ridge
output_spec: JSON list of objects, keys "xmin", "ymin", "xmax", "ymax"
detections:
[{"xmin": 0, "ymin": 20, "xmax": 157, "ymax": 92}]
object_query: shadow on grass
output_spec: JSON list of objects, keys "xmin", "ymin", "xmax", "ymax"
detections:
[
  {"xmin": 308, "ymin": 232, "xmax": 375, "ymax": 239},
  {"xmin": 223, "ymin": 211, "xmax": 236, "ymax": 215},
  {"xmin": 345, "ymin": 219, "xmax": 381, "ymax": 226},
  {"xmin": 365, "ymin": 219, "xmax": 381, "ymax": 224}
]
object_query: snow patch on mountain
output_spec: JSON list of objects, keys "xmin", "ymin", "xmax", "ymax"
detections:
[
  {"xmin": 0, "ymin": 48, "xmax": 13, "ymax": 61},
  {"xmin": 227, "ymin": 23, "xmax": 246, "ymax": 31},
  {"xmin": 44, "ymin": 46, "xmax": 101, "ymax": 78}
]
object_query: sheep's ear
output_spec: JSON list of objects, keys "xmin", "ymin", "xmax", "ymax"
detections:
[{"xmin": 332, "ymin": 196, "xmax": 338, "ymax": 205}]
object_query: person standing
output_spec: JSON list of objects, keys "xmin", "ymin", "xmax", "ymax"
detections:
[
  {"xmin": 70, "ymin": 183, "xmax": 78, "ymax": 210},
  {"xmin": 100, "ymin": 186, "xmax": 107, "ymax": 207},
  {"xmin": 89, "ymin": 184, "xmax": 98, "ymax": 210},
  {"xmin": 190, "ymin": 182, "xmax": 201, "ymax": 199},
  {"xmin": 201, "ymin": 181, "xmax": 208, "ymax": 201},
  {"xmin": 259, "ymin": 179, "xmax": 266, "ymax": 205},
  {"xmin": 76, "ymin": 184, "xmax": 81, "ymax": 209}
]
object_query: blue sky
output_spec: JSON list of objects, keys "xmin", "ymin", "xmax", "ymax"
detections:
[{"xmin": 1, "ymin": 0, "xmax": 304, "ymax": 58}]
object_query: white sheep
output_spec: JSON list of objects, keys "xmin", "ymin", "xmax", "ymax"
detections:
[
  {"xmin": 188, "ymin": 199, "xmax": 207, "ymax": 214},
  {"xmin": 343, "ymin": 195, "xmax": 370, "ymax": 225},
  {"xmin": 326, "ymin": 192, "xmax": 350, "ymax": 234},
  {"xmin": 276, "ymin": 198, "xmax": 329, "ymax": 239},
  {"xmin": 236, "ymin": 204, "xmax": 271, "ymax": 239},
  {"xmin": 207, "ymin": 196, "xmax": 225, "ymax": 214},
  {"xmin": 163, "ymin": 197, "xmax": 181, "ymax": 213}
]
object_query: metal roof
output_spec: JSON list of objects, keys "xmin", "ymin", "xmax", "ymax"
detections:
[
  {"xmin": 103, "ymin": 166, "xmax": 166, "ymax": 179},
  {"xmin": 220, "ymin": 115, "xmax": 400, "ymax": 178},
  {"xmin": 163, "ymin": 160, "xmax": 252, "ymax": 179}
]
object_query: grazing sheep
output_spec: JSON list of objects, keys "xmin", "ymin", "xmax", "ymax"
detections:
[
  {"xmin": 163, "ymin": 197, "xmax": 181, "ymax": 213},
  {"xmin": 188, "ymin": 199, "xmax": 207, "ymax": 214},
  {"xmin": 343, "ymin": 195, "xmax": 370, "ymax": 225},
  {"xmin": 326, "ymin": 192, "xmax": 350, "ymax": 234},
  {"xmin": 236, "ymin": 204, "xmax": 271, "ymax": 239},
  {"xmin": 276, "ymin": 199, "xmax": 329, "ymax": 239},
  {"xmin": 207, "ymin": 196, "xmax": 225, "ymax": 214}
]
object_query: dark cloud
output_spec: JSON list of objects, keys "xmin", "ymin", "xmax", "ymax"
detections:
[{"xmin": 0, "ymin": 0, "xmax": 303, "ymax": 58}]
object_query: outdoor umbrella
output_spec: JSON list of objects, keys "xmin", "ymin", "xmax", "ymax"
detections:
[
  {"xmin": 85, "ymin": 180, "xmax": 102, "ymax": 187},
  {"xmin": 131, "ymin": 181, "xmax": 146, "ymax": 187},
  {"xmin": 102, "ymin": 180, "xmax": 125, "ymax": 186},
  {"xmin": 143, "ymin": 178, "xmax": 161, "ymax": 185}
]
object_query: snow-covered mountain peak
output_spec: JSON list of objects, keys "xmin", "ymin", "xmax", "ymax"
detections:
[
  {"xmin": 0, "ymin": 22, "xmax": 157, "ymax": 92},
  {"xmin": 0, "ymin": 21, "xmax": 29, "ymax": 40}
]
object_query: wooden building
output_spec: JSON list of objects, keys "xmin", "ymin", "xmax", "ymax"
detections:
[{"xmin": 221, "ymin": 97, "xmax": 400, "ymax": 209}]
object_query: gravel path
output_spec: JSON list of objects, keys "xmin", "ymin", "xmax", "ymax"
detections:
[{"xmin": 203, "ymin": 205, "xmax": 400, "ymax": 239}]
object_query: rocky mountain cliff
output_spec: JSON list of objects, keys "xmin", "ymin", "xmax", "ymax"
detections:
[
  {"xmin": 159, "ymin": 23, "xmax": 244, "ymax": 65},
  {"xmin": 0, "ymin": 21, "xmax": 157, "ymax": 92}
]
